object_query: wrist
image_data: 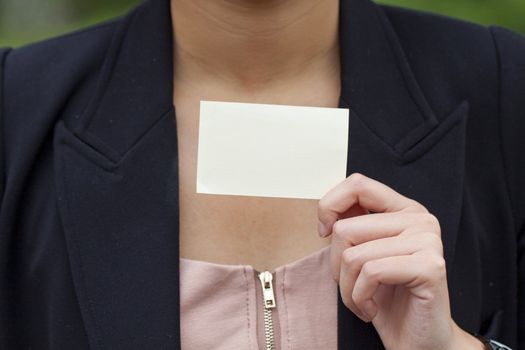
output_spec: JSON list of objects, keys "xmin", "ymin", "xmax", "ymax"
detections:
[{"xmin": 449, "ymin": 322, "xmax": 487, "ymax": 350}]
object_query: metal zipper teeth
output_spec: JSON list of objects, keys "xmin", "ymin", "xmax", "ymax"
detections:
[
  {"xmin": 262, "ymin": 307, "xmax": 275, "ymax": 350},
  {"xmin": 258, "ymin": 271, "xmax": 276, "ymax": 350}
]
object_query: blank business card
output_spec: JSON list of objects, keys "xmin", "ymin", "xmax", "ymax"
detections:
[{"xmin": 196, "ymin": 100, "xmax": 349, "ymax": 199}]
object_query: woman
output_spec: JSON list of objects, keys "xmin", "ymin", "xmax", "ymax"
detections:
[{"xmin": 0, "ymin": 0, "xmax": 523, "ymax": 348}]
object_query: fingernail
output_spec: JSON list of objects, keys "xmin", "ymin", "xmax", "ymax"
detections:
[{"xmin": 318, "ymin": 222, "xmax": 330, "ymax": 237}]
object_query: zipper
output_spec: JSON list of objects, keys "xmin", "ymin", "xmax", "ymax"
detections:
[{"xmin": 258, "ymin": 271, "xmax": 276, "ymax": 350}]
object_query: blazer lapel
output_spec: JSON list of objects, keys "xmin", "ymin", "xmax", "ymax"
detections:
[
  {"xmin": 54, "ymin": 0, "xmax": 181, "ymax": 348},
  {"xmin": 337, "ymin": 0, "xmax": 468, "ymax": 347},
  {"xmin": 53, "ymin": 0, "xmax": 468, "ymax": 348}
]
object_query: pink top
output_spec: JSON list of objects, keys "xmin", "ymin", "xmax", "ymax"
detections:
[{"xmin": 180, "ymin": 246, "xmax": 338, "ymax": 349}]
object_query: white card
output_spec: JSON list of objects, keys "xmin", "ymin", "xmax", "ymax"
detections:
[{"xmin": 196, "ymin": 100, "xmax": 349, "ymax": 199}]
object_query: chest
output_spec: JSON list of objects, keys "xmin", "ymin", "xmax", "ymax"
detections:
[{"xmin": 174, "ymin": 99, "xmax": 330, "ymax": 270}]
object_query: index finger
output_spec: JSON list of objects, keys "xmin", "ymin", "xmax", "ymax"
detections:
[{"xmin": 317, "ymin": 173, "xmax": 425, "ymax": 236}]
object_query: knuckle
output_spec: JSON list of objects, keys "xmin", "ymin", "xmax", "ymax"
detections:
[
  {"xmin": 422, "ymin": 213, "xmax": 440, "ymax": 228},
  {"xmin": 341, "ymin": 292, "xmax": 357, "ymax": 312},
  {"xmin": 361, "ymin": 261, "xmax": 380, "ymax": 280},
  {"xmin": 417, "ymin": 203, "xmax": 430, "ymax": 213},
  {"xmin": 348, "ymin": 172, "xmax": 367, "ymax": 190},
  {"xmin": 406, "ymin": 202, "xmax": 428, "ymax": 213},
  {"xmin": 351, "ymin": 289, "xmax": 363, "ymax": 304},
  {"xmin": 342, "ymin": 247, "xmax": 362, "ymax": 267},
  {"xmin": 332, "ymin": 220, "xmax": 345, "ymax": 238},
  {"xmin": 317, "ymin": 197, "xmax": 330, "ymax": 213},
  {"xmin": 436, "ymin": 256, "xmax": 447, "ymax": 270},
  {"xmin": 430, "ymin": 255, "xmax": 447, "ymax": 276}
]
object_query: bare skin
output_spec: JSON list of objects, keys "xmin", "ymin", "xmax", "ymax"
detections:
[
  {"xmin": 171, "ymin": 0, "xmax": 485, "ymax": 348},
  {"xmin": 318, "ymin": 174, "xmax": 484, "ymax": 349},
  {"xmin": 172, "ymin": 0, "xmax": 340, "ymax": 271}
]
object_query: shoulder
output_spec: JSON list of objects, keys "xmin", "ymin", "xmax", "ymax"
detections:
[
  {"xmin": 4, "ymin": 18, "xmax": 117, "ymax": 69},
  {"xmin": 0, "ymin": 16, "xmax": 123, "ymax": 199},
  {"xmin": 378, "ymin": 4, "xmax": 525, "ymax": 92},
  {"xmin": 381, "ymin": 4, "xmax": 525, "ymax": 66},
  {"xmin": 2, "ymin": 18, "xmax": 119, "ymax": 113},
  {"xmin": 379, "ymin": 5, "xmax": 496, "ymax": 53},
  {"xmin": 379, "ymin": 5, "xmax": 502, "ymax": 107},
  {"xmin": 379, "ymin": 5, "xmax": 525, "ymax": 227},
  {"xmin": 1, "ymin": 16, "xmax": 121, "ymax": 125}
]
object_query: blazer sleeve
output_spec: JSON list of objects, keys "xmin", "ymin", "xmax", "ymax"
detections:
[
  {"xmin": 490, "ymin": 26, "xmax": 525, "ymax": 349},
  {"xmin": 0, "ymin": 48, "xmax": 11, "ymax": 207}
]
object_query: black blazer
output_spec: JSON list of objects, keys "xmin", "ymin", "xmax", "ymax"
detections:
[{"xmin": 1, "ymin": 0, "xmax": 524, "ymax": 348}]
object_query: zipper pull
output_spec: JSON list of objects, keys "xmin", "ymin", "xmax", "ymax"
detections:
[{"xmin": 258, "ymin": 271, "xmax": 276, "ymax": 309}]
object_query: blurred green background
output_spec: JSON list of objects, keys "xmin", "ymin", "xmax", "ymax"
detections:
[{"xmin": 1, "ymin": 0, "xmax": 524, "ymax": 47}]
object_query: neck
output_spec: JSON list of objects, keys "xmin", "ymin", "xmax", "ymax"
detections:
[{"xmin": 170, "ymin": 0, "xmax": 340, "ymax": 95}]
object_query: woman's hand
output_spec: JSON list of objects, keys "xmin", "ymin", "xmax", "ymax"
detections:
[{"xmin": 317, "ymin": 173, "xmax": 485, "ymax": 350}]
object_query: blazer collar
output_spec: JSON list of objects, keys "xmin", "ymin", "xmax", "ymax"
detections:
[
  {"xmin": 54, "ymin": 0, "xmax": 468, "ymax": 348},
  {"xmin": 72, "ymin": 0, "xmax": 440, "ymax": 159}
]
